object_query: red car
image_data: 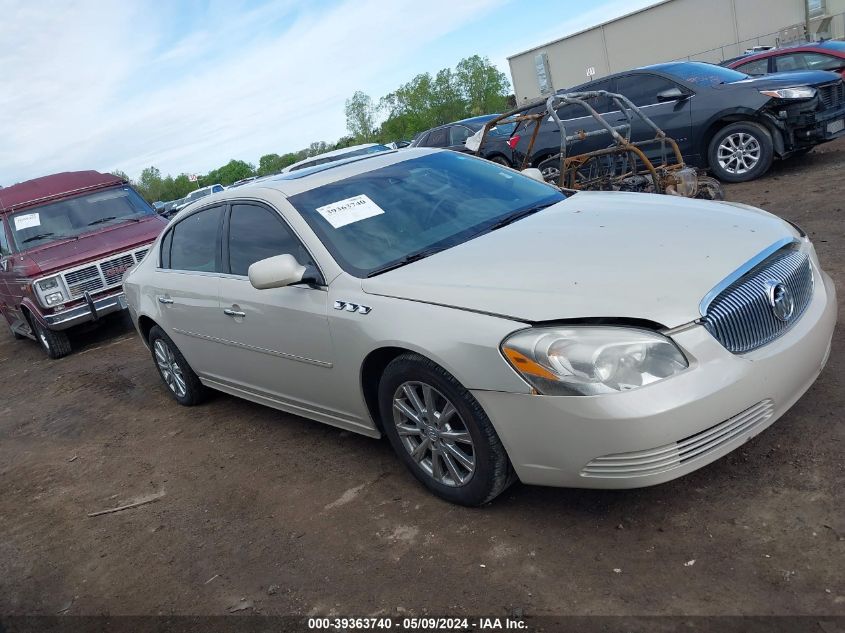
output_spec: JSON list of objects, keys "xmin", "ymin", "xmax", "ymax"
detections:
[
  {"xmin": 0, "ymin": 171, "xmax": 166, "ymax": 358},
  {"xmin": 725, "ymin": 40, "xmax": 845, "ymax": 80}
]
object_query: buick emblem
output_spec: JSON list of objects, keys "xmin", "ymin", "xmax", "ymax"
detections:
[{"xmin": 766, "ymin": 281, "xmax": 794, "ymax": 322}]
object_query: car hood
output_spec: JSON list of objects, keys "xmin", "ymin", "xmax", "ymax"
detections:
[
  {"xmin": 23, "ymin": 215, "xmax": 166, "ymax": 274},
  {"xmin": 729, "ymin": 69, "xmax": 842, "ymax": 88},
  {"xmin": 361, "ymin": 192, "xmax": 795, "ymax": 327}
]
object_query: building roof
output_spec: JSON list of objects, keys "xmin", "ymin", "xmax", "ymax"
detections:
[
  {"xmin": 0, "ymin": 170, "xmax": 124, "ymax": 213},
  {"xmin": 507, "ymin": 0, "xmax": 671, "ymax": 60}
]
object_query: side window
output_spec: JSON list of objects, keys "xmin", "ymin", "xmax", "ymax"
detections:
[
  {"xmin": 797, "ymin": 52, "xmax": 843, "ymax": 71},
  {"xmin": 227, "ymin": 204, "xmax": 314, "ymax": 277},
  {"xmin": 168, "ymin": 205, "xmax": 223, "ymax": 272},
  {"xmin": 616, "ymin": 74, "xmax": 682, "ymax": 106},
  {"xmin": 449, "ymin": 125, "xmax": 473, "ymax": 146},
  {"xmin": 0, "ymin": 219, "xmax": 11, "ymax": 256},
  {"xmin": 414, "ymin": 132, "xmax": 430, "ymax": 147},
  {"xmin": 774, "ymin": 53, "xmax": 807, "ymax": 72},
  {"xmin": 735, "ymin": 58, "xmax": 770, "ymax": 76},
  {"xmin": 424, "ymin": 128, "xmax": 449, "ymax": 147},
  {"xmin": 211, "ymin": 184, "xmax": 224, "ymax": 193}
]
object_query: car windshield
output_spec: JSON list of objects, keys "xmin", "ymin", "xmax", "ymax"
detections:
[
  {"xmin": 288, "ymin": 152, "xmax": 566, "ymax": 277},
  {"xmin": 186, "ymin": 188, "xmax": 212, "ymax": 202},
  {"xmin": 9, "ymin": 186, "xmax": 154, "ymax": 250},
  {"xmin": 661, "ymin": 62, "xmax": 749, "ymax": 86}
]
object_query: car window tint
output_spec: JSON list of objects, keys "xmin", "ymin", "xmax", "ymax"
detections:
[
  {"xmin": 0, "ymin": 219, "xmax": 11, "ymax": 256},
  {"xmin": 776, "ymin": 52, "xmax": 843, "ymax": 72},
  {"xmin": 735, "ymin": 58, "xmax": 770, "ymax": 76},
  {"xmin": 561, "ymin": 78, "xmax": 615, "ymax": 116},
  {"xmin": 449, "ymin": 125, "xmax": 473, "ymax": 145},
  {"xmin": 169, "ymin": 205, "xmax": 222, "ymax": 272},
  {"xmin": 425, "ymin": 128, "xmax": 449, "ymax": 147},
  {"xmin": 616, "ymin": 74, "xmax": 682, "ymax": 106},
  {"xmin": 227, "ymin": 203, "xmax": 313, "ymax": 276}
]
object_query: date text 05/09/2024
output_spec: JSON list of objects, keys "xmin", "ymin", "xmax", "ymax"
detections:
[{"xmin": 307, "ymin": 617, "xmax": 528, "ymax": 630}]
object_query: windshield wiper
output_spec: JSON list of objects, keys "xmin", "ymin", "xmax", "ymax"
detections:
[
  {"xmin": 21, "ymin": 232, "xmax": 56, "ymax": 244},
  {"xmin": 87, "ymin": 216, "xmax": 118, "ymax": 226},
  {"xmin": 366, "ymin": 248, "xmax": 442, "ymax": 277},
  {"xmin": 487, "ymin": 201, "xmax": 557, "ymax": 232}
]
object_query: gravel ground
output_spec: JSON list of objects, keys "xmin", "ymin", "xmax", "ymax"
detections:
[{"xmin": 1, "ymin": 140, "xmax": 843, "ymax": 618}]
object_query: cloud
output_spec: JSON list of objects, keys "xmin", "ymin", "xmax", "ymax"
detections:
[{"xmin": 0, "ymin": 0, "xmax": 504, "ymax": 185}]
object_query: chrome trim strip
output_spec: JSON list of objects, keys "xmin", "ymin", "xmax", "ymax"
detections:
[
  {"xmin": 698, "ymin": 237, "xmax": 799, "ymax": 316},
  {"xmin": 171, "ymin": 328, "xmax": 332, "ymax": 368}
]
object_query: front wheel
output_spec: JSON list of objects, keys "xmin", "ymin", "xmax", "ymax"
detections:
[
  {"xmin": 708, "ymin": 122, "xmax": 773, "ymax": 183},
  {"xmin": 378, "ymin": 353, "xmax": 514, "ymax": 506},
  {"xmin": 33, "ymin": 319, "xmax": 72, "ymax": 359}
]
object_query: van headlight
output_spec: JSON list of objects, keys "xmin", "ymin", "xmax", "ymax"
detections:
[
  {"xmin": 35, "ymin": 276, "xmax": 69, "ymax": 307},
  {"xmin": 501, "ymin": 326, "xmax": 688, "ymax": 396}
]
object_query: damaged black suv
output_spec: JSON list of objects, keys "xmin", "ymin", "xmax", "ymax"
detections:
[{"xmin": 512, "ymin": 61, "xmax": 845, "ymax": 182}]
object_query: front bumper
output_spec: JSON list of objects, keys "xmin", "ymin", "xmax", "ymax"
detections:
[
  {"xmin": 786, "ymin": 103, "xmax": 845, "ymax": 147},
  {"xmin": 473, "ymin": 269, "xmax": 837, "ymax": 488},
  {"xmin": 43, "ymin": 290, "xmax": 128, "ymax": 331}
]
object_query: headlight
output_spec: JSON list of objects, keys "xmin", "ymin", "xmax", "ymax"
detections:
[
  {"xmin": 759, "ymin": 86, "xmax": 816, "ymax": 99},
  {"xmin": 35, "ymin": 276, "xmax": 68, "ymax": 307},
  {"xmin": 38, "ymin": 277, "xmax": 59, "ymax": 292},
  {"xmin": 501, "ymin": 326, "xmax": 688, "ymax": 396}
]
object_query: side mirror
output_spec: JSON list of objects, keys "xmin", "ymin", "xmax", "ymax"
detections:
[
  {"xmin": 657, "ymin": 87, "xmax": 687, "ymax": 102},
  {"xmin": 521, "ymin": 168, "xmax": 546, "ymax": 182},
  {"xmin": 248, "ymin": 254, "xmax": 306, "ymax": 290}
]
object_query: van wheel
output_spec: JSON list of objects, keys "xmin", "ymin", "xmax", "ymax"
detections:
[
  {"xmin": 708, "ymin": 122, "xmax": 773, "ymax": 182},
  {"xmin": 33, "ymin": 320, "xmax": 72, "ymax": 359},
  {"xmin": 378, "ymin": 353, "xmax": 514, "ymax": 506},
  {"xmin": 148, "ymin": 326, "xmax": 207, "ymax": 406}
]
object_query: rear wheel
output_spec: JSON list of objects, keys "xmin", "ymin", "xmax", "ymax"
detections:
[
  {"xmin": 148, "ymin": 326, "xmax": 207, "ymax": 406},
  {"xmin": 378, "ymin": 353, "xmax": 514, "ymax": 506},
  {"xmin": 32, "ymin": 319, "xmax": 72, "ymax": 359},
  {"xmin": 487, "ymin": 155, "xmax": 511, "ymax": 167},
  {"xmin": 708, "ymin": 121, "xmax": 773, "ymax": 182}
]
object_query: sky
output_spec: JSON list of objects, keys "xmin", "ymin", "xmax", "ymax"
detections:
[{"xmin": 0, "ymin": 0, "xmax": 659, "ymax": 186}]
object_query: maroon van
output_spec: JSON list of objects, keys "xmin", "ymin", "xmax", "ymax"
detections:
[{"xmin": 0, "ymin": 171, "xmax": 166, "ymax": 358}]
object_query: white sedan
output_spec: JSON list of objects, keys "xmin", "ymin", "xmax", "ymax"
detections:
[{"xmin": 123, "ymin": 148, "xmax": 836, "ymax": 505}]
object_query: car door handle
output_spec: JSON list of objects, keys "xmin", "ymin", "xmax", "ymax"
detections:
[
  {"xmin": 223, "ymin": 308, "xmax": 246, "ymax": 318},
  {"xmin": 158, "ymin": 296, "xmax": 174, "ymax": 304}
]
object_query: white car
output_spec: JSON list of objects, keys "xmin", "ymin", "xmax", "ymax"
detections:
[
  {"xmin": 124, "ymin": 148, "xmax": 836, "ymax": 505},
  {"xmin": 281, "ymin": 144, "xmax": 391, "ymax": 173}
]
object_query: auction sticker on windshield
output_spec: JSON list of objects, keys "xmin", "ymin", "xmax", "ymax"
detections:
[
  {"xmin": 14, "ymin": 212, "xmax": 41, "ymax": 230},
  {"xmin": 316, "ymin": 194, "xmax": 384, "ymax": 229}
]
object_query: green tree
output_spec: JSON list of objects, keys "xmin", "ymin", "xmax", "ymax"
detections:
[
  {"xmin": 345, "ymin": 91, "xmax": 378, "ymax": 142},
  {"xmin": 137, "ymin": 166, "xmax": 164, "ymax": 202},
  {"xmin": 111, "ymin": 169, "xmax": 131, "ymax": 183},
  {"xmin": 455, "ymin": 55, "xmax": 510, "ymax": 116}
]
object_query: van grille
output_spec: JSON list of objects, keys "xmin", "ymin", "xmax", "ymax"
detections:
[
  {"xmin": 581, "ymin": 399, "xmax": 775, "ymax": 478},
  {"xmin": 59, "ymin": 245, "xmax": 152, "ymax": 299}
]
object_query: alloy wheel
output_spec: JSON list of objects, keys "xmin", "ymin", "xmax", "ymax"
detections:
[
  {"xmin": 154, "ymin": 339, "xmax": 187, "ymax": 398},
  {"xmin": 392, "ymin": 381, "xmax": 476, "ymax": 487},
  {"xmin": 717, "ymin": 132, "xmax": 761, "ymax": 175}
]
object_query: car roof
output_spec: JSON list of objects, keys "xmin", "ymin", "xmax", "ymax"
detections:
[
  {"xmin": 0, "ymin": 170, "xmax": 124, "ymax": 213},
  {"xmin": 727, "ymin": 39, "xmax": 845, "ymax": 64},
  {"xmin": 283, "ymin": 143, "xmax": 389, "ymax": 172}
]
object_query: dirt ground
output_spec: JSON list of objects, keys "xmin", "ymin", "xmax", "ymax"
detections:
[{"xmin": 1, "ymin": 140, "xmax": 843, "ymax": 619}]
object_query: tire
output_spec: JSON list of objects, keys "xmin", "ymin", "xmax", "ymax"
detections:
[
  {"xmin": 707, "ymin": 121, "xmax": 773, "ymax": 183},
  {"xmin": 148, "ymin": 325, "xmax": 207, "ymax": 406},
  {"xmin": 378, "ymin": 352, "xmax": 514, "ymax": 506},
  {"xmin": 487, "ymin": 155, "xmax": 511, "ymax": 167},
  {"xmin": 32, "ymin": 318, "xmax": 72, "ymax": 359}
]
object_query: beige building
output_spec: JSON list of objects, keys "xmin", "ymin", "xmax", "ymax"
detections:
[{"xmin": 508, "ymin": 0, "xmax": 845, "ymax": 102}]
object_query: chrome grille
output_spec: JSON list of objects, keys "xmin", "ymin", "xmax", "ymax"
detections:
[
  {"xmin": 60, "ymin": 244, "xmax": 153, "ymax": 299},
  {"xmin": 818, "ymin": 82, "xmax": 844, "ymax": 110},
  {"xmin": 581, "ymin": 399, "xmax": 775, "ymax": 479},
  {"xmin": 100, "ymin": 254, "xmax": 135, "ymax": 285},
  {"xmin": 701, "ymin": 248, "xmax": 813, "ymax": 353}
]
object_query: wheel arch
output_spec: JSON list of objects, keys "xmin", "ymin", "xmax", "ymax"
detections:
[
  {"xmin": 360, "ymin": 345, "xmax": 417, "ymax": 433},
  {"xmin": 137, "ymin": 314, "xmax": 158, "ymax": 346},
  {"xmin": 699, "ymin": 112, "xmax": 782, "ymax": 165}
]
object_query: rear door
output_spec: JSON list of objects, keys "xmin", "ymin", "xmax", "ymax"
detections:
[
  {"xmin": 216, "ymin": 202, "xmax": 339, "ymax": 414},
  {"xmin": 155, "ymin": 204, "xmax": 227, "ymax": 377},
  {"xmin": 549, "ymin": 77, "xmax": 617, "ymax": 157},
  {"xmin": 615, "ymin": 72, "xmax": 695, "ymax": 161}
]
